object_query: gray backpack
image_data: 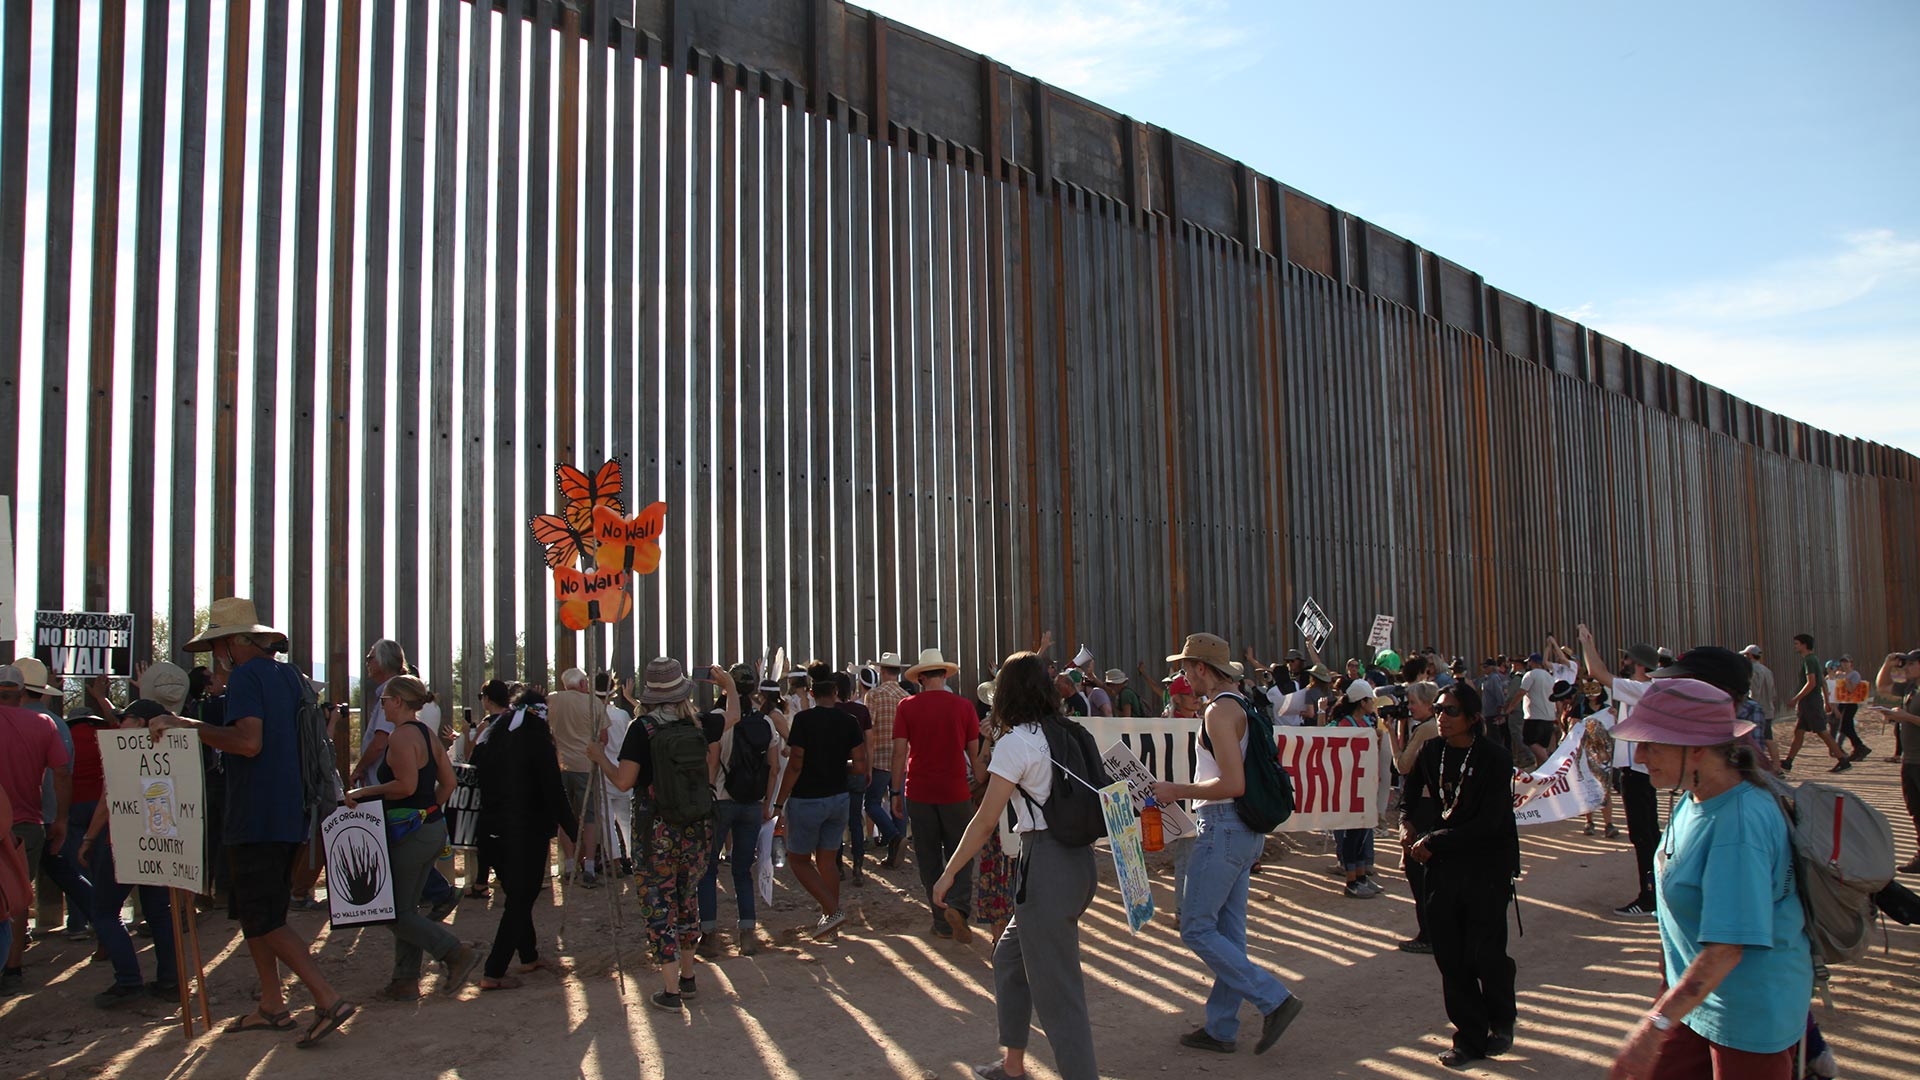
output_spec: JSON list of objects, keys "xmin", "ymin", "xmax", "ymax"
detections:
[{"xmin": 1767, "ymin": 776, "xmax": 1895, "ymax": 985}]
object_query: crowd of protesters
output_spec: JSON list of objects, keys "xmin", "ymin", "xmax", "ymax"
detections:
[{"xmin": 4, "ymin": 594, "xmax": 1919, "ymax": 1080}]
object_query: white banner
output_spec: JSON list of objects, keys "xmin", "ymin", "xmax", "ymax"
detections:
[
  {"xmin": 99, "ymin": 727, "xmax": 207, "ymax": 892},
  {"xmin": 1511, "ymin": 722, "xmax": 1607, "ymax": 826},
  {"xmin": 1085, "ymin": 716, "xmax": 1387, "ymax": 831},
  {"xmin": 322, "ymin": 800, "xmax": 396, "ymax": 926},
  {"xmin": 1099, "ymin": 742, "xmax": 1197, "ymax": 842}
]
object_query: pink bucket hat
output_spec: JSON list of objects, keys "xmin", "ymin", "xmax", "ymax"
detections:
[{"xmin": 1610, "ymin": 678, "xmax": 1753, "ymax": 746}]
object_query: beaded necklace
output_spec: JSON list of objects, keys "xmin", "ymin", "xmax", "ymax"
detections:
[{"xmin": 1439, "ymin": 741, "xmax": 1476, "ymax": 821}]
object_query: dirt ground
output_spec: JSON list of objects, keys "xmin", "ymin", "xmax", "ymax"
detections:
[{"xmin": 5, "ymin": 723, "xmax": 1918, "ymax": 1080}]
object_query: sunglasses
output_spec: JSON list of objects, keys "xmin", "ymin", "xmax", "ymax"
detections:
[{"xmin": 1437, "ymin": 704, "xmax": 1466, "ymax": 717}]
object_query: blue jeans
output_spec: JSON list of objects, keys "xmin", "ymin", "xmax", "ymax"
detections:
[
  {"xmin": 49, "ymin": 801, "xmax": 97, "ymax": 930},
  {"xmin": 1169, "ymin": 834, "xmax": 1195, "ymax": 912},
  {"xmin": 86, "ymin": 840, "xmax": 177, "ymax": 989},
  {"xmin": 849, "ymin": 768, "xmax": 904, "ymax": 862},
  {"xmin": 699, "ymin": 800, "xmax": 764, "ymax": 932},
  {"xmin": 1334, "ymin": 828, "xmax": 1375, "ymax": 873},
  {"xmin": 1181, "ymin": 804, "xmax": 1290, "ymax": 1040}
]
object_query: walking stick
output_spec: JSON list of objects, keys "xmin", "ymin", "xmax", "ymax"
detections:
[{"xmin": 165, "ymin": 889, "xmax": 194, "ymax": 1039}]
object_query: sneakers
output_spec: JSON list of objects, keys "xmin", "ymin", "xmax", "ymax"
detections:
[
  {"xmin": 1614, "ymin": 900, "xmax": 1657, "ymax": 918},
  {"xmin": 972, "ymin": 1063, "xmax": 1026, "ymax": 1080},
  {"xmin": 1255, "ymin": 994, "xmax": 1305, "ymax": 1054},
  {"xmin": 1830, "ymin": 759, "xmax": 1852, "ymax": 773},
  {"xmin": 1605, "ymin": 826, "xmax": 1622, "ymax": 839},
  {"xmin": 1179, "ymin": 1027, "xmax": 1236, "ymax": 1053},
  {"xmin": 649, "ymin": 990, "xmax": 683, "ymax": 1011},
  {"xmin": 1849, "ymin": 747, "xmax": 1873, "ymax": 762},
  {"xmin": 578, "ymin": 869, "xmax": 602, "ymax": 889},
  {"xmin": 811, "ymin": 911, "xmax": 847, "ymax": 941},
  {"xmin": 1780, "ymin": 757, "xmax": 1795, "ymax": 773},
  {"xmin": 1344, "ymin": 879, "xmax": 1382, "ymax": 900},
  {"xmin": 1582, "ymin": 821, "xmax": 1596, "ymax": 836},
  {"xmin": 1396, "ymin": 937, "xmax": 1433, "ymax": 954},
  {"xmin": 93, "ymin": 983, "xmax": 145, "ymax": 1009},
  {"xmin": 677, "ymin": 975, "xmax": 698, "ymax": 998}
]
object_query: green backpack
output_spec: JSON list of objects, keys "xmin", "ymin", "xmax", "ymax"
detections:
[{"xmin": 646, "ymin": 712, "xmax": 714, "ymax": 827}]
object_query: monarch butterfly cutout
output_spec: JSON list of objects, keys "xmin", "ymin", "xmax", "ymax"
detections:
[
  {"xmin": 553, "ymin": 566, "xmax": 633, "ymax": 631},
  {"xmin": 592, "ymin": 502, "xmax": 668, "ymax": 575},
  {"xmin": 556, "ymin": 460, "xmax": 625, "ymax": 535},
  {"xmin": 528, "ymin": 513, "xmax": 595, "ymax": 570}
]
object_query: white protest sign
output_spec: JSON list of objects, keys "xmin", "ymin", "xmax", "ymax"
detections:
[
  {"xmin": 1295, "ymin": 597, "xmax": 1332, "ymax": 653},
  {"xmin": 1512, "ymin": 722, "xmax": 1607, "ymax": 826},
  {"xmin": 1099, "ymin": 741, "xmax": 1197, "ymax": 843},
  {"xmin": 99, "ymin": 727, "xmax": 207, "ymax": 892},
  {"xmin": 1083, "ymin": 716, "xmax": 1198, "ymax": 788},
  {"xmin": 1367, "ymin": 615, "xmax": 1395, "ymax": 652},
  {"xmin": 322, "ymin": 800, "xmax": 396, "ymax": 927},
  {"xmin": 1098, "ymin": 781, "xmax": 1155, "ymax": 933}
]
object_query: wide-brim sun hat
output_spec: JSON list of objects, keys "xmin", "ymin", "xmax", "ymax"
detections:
[
  {"xmin": 184, "ymin": 596, "xmax": 288, "ymax": 653},
  {"xmin": 15, "ymin": 656, "xmax": 54, "ymax": 696},
  {"xmin": 875, "ymin": 651, "xmax": 905, "ymax": 670},
  {"xmin": 1166, "ymin": 632, "xmax": 1235, "ymax": 677},
  {"xmin": 1610, "ymin": 677, "xmax": 1753, "ymax": 746},
  {"xmin": 640, "ymin": 657, "xmax": 693, "ymax": 704},
  {"xmin": 1103, "ymin": 668, "xmax": 1127, "ymax": 685},
  {"xmin": 858, "ymin": 665, "xmax": 880, "ymax": 689},
  {"xmin": 906, "ymin": 648, "xmax": 960, "ymax": 680}
]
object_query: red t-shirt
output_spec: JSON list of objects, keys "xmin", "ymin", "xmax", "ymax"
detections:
[
  {"xmin": 894, "ymin": 689, "xmax": 980, "ymax": 804},
  {"xmin": 0, "ymin": 705, "xmax": 70, "ymax": 827},
  {"xmin": 69, "ymin": 721, "xmax": 106, "ymax": 804}
]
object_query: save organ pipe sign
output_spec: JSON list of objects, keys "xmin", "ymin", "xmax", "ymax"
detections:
[
  {"xmin": 99, "ymin": 728, "xmax": 206, "ymax": 892},
  {"xmin": 322, "ymin": 801, "xmax": 397, "ymax": 927}
]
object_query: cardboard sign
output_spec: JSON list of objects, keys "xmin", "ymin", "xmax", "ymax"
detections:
[
  {"xmin": 99, "ymin": 727, "xmax": 207, "ymax": 892},
  {"xmin": 35, "ymin": 610, "xmax": 137, "ymax": 677},
  {"xmin": 1512, "ymin": 723, "xmax": 1608, "ymax": 826},
  {"xmin": 1295, "ymin": 598, "xmax": 1332, "ymax": 653},
  {"xmin": 444, "ymin": 764, "xmax": 482, "ymax": 849},
  {"xmin": 321, "ymin": 800, "xmax": 396, "ymax": 927},
  {"xmin": 592, "ymin": 502, "xmax": 667, "ymax": 574},
  {"xmin": 1366, "ymin": 614, "xmax": 1395, "ymax": 652},
  {"xmin": 1097, "ymin": 781, "xmax": 1155, "ymax": 933},
  {"xmin": 1099, "ymin": 741, "xmax": 1197, "ymax": 843}
]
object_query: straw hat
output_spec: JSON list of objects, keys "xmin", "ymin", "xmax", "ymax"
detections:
[
  {"xmin": 906, "ymin": 648, "xmax": 959, "ymax": 680},
  {"xmin": 15, "ymin": 657, "xmax": 54, "ymax": 696},
  {"xmin": 184, "ymin": 597, "xmax": 288, "ymax": 653},
  {"xmin": 1103, "ymin": 668, "xmax": 1127, "ymax": 685},
  {"xmin": 1165, "ymin": 633, "xmax": 1235, "ymax": 677},
  {"xmin": 639, "ymin": 657, "xmax": 692, "ymax": 705},
  {"xmin": 875, "ymin": 651, "xmax": 906, "ymax": 670}
]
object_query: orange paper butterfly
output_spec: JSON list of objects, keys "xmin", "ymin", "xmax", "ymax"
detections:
[
  {"xmin": 527, "ymin": 514, "xmax": 595, "ymax": 570},
  {"xmin": 591, "ymin": 502, "xmax": 668, "ymax": 575},
  {"xmin": 552, "ymin": 566, "xmax": 634, "ymax": 631},
  {"xmin": 556, "ymin": 460, "xmax": 625, "ymax": 535}
]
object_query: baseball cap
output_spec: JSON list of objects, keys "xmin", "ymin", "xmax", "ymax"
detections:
[
  {"xmin": 1284, "ymin": 649, "xmax": 1304, "ymax": 662},
  {"xmin": 1740, "ymin": 644, "xmax": 1762, "ymax": 658},
  {"xmin": 1168, "ymin": 674, "xmax": 1194, "ymax": 695},
  {"xmin": 1526, "ymin": 652, "xmax": 1544, "ymax": 665},
  {"xmin": 1656, "ymin": 646, "xmax": 1753, "ymax": 700},
  {"xmin": 1344, "ymin": 678, "xmax": 1376, "ymax": 703}
]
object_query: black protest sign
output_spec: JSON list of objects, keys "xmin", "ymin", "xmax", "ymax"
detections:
[
  {"xmin": 34, "ymin": 610, "xmax": 137, "ymax": 678},
  {"xmin": 444, "ymin": 764, "xmax": 483, "ymax": 850}
]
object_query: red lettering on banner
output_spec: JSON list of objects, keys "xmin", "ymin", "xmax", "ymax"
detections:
[
  {"xmin": 1343, "ymin": 737, "xmax": 1368, "ymax": 813},
  {"xmin": 1303, "ymin": 740, "xmax": 1329, "ymax": 813}
]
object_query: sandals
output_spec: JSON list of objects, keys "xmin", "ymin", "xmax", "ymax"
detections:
[
  {"xmin": 227, "ymin": 1008, "xmax": 295, "ymax": 1033},
  {"xmin": 480, "ymin": 975, "xmax": 523, "ymax": 991},
  {"xmin": 296, "ymin": 999, "xmax": 357, "ymax": 1049}
]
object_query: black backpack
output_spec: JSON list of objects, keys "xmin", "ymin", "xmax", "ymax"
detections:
[
  {"xmin": 1018, "ymin": 718, "xmax": 1112, "ymax": 848},
  {"xmin": 721, "ymin": 710, "xmax": 774, "ymax": 804},
  {"xmin": 646, "ymin": 712, "xmax": 715, "ymax": 827},
  {"xmin": 1213, "ymin": 692, "xmax": 1295, "ymax": 833}
]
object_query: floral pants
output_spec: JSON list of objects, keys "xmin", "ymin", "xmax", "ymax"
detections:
[{"xmin": 636, "ymin": 817, "xmax": 715, "ymax": 965}]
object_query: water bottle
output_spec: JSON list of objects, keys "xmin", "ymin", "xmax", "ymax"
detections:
[
  {"xmin": 1140, "ymin": 794, "xmax": 1165, "ymax": 853},
  {"xmin": 772, "ymin": 829, "xmax": 787, "ymax": 869}
]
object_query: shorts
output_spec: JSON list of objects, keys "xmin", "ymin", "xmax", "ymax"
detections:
[
  {"xmin": 13, "ymin": 822, "xmax": 46, "ymax": 876},
  {"xmin": 1795, "ymin": 697, "xmax": 1828, "ymax": 734},
  {"xmin": 228, "ymin": 841, "xmax": 300, "ymax": 938},
  {"xmin": 561, "ymin": 771, "xmax": 599, "ymax": 827},
  {"xmin": 1523, "ymin": 718, "xmax": 1556, "ymax": 748},
  {"xmin": 782, "ymin": 795, "xmax": 849, "ymax": 856}
]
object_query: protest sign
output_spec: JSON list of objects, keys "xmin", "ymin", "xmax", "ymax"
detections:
[
  {"xmin": 34, "ymin": 609, "xmax": 136, "ymax": 677},
  {"xmin": 1295, "ymin": 597, "xmax": 1332, "ymax": 653},
  {"xmin": 1097, "ymin": 781, "xmax": 1155, "ymax": 933},
  {"xmin": 1512, "ymin": 723, "xmax": 1607, "ymax": 826},
  {"xmin": 444, "ymin": 764, "xmax": 483, "ymax": 849},
  {"xmin": 553, "ymin": 565, "xmax": 633, "ymax": 630},
  {"xmin": 322, "ymin": 800, "xmax": 396, "ymax": 927},
  {"xmin": 592, "ymin": 502, "xmax": 667, "ymax": 574},
  {"xmin": 99, "ymin": 727, "xmax": 206, "ymax": 892},
  {"xmin": 1083, "ymin": 717, "xmax": 1199, "ymax": 788},
  {"xmin": 1099, "ymin": 741, "xmax": 1197, "ymax": 843},
  {"xmin": 1366, "ymin": 614, "xmax": 1395, "ymax": 652}
]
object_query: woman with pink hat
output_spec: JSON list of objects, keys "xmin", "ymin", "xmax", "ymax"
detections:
[{"xmin": 1605, "ymin": 679, "xmax": 1813, "ymax": 1080}]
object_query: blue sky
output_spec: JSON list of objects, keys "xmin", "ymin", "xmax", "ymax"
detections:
[{"xmin": 870, "ymin": 0, "xmax": 1920, "ymax": 455}]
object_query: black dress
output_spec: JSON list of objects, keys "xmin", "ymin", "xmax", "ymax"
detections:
[
  {"xmin": 469, "ymin": 707, "xmax": 578, "ymax": 979},
  {"xmin": 1400, "ymin": 732, "xmax": 1521, "ymax": 1056}
]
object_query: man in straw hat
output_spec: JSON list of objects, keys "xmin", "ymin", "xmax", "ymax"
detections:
[
  {"xmin": 149, "ymin": 597, "xmax": 356, "ymax": 1045},
  {"xmin": 891, "ymin": 648, "xmax": 985, "ymax": 942}
]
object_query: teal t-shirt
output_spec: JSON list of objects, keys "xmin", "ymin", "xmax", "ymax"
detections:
[{"xmin": 1654, "ymin": 781, "xmax": 1812, "ymax": 1054}]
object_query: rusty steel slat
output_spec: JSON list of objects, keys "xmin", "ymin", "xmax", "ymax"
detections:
[
  {"xmin": 325, "ymin": 0, "xmax": 362, "ymax": 702},
  {"xmin": 285, "ymin": 0, "xmax": 323, "ymax": 670},
  {"xmin": 427, "ymin": 0, "xmax": 460, "ymax": 700},
  {"xmin": 495, "ymin": 0, "xmax": 525, "ymax": 680},
  {"xmin": 1078, "ymin": 196, "xmax": 1109, "ymax": 658},
  {"xmin": 689, "ymin": 52, "xmax": 713, "ymax": 666},
  {"xmin": 965, "ymin": 165, "xmax": 996, "ymax": 666},
  {"xmin": 906, "ymin": 140, "xmax": 933, "ymax": 650},
  {"xmin": 168, "ymin": 0, "xmax": 214, "ymax": 664},
  {"xmin": 459, "ymin": 0, "xmax": 491, "ymax": 692},
  {"xmin": 784, "ymin": 85, "xmax": 810, "ymax": 657},
  {"xmin": 806, "ymin": 106, "xmax": 833, "ymax": 660},
  {"xmin": 1049, "ymin": 182, "xmax": 1075, "ymax": 645},
  {"xmin": 1156, "ymin": 215, "xmax": 1184, "ymax": 637},
  {"xmin": 579, "ymin": 1, "xmax": 609, "ymax": 671},
  {"xmin": 554, "ymin": 5, "xmax": 580, "ymax": 671},
  {"xmin": 609, "ymin": 18, "xmax": 637, "ymax": 676},
  {"xmin": 930, "ymin": 145, "xmax": 960, "ymax": 661},
  {"xmin": 948, "ymin": 148, "xmax": 978, "ymax": 673},
  {"xmin": 522, "ymin": 0, "xmax": 554, "ymax": 682},
  {"xmin": 735, "ymin": 75, "xmax": 762, "ymax": 664},
  {"xmin": 0, "ymin": 0, "xmax": 30, "ymax": 591},
  {"xmin": 392, "ymin": 0, "xmax": 428, "ymax": 653},
  {"xmin": 759, "ymin": 84, "xmax": 789, "ymax": 653},
  {"xmin": 358, "ymin": 0, "xmax": 391, "ymax": 652},
  {"xmin": 985, "ymin": 164, "xmax": 1016, "ymax": 657},
  {"xmin": 716, "ymin": 65, "xmax": 740, "ymax": 663},
  {"xmin": 1135, "ymin": 212, "xmax": 1168, "ymax": 659},
  {"xmin": 836, "ymin": 111, "xmax": 869, "ymax": 663},
  {"xmin": 80, "ymin": 0, "xmax": 127, "ymax": 616},
  {"xmin": 30, "ymin": 0, "xmax": 74, "ymax": 607},
  {"xmin": 850, "ymin": 121, "xmax": 878, "ymax": 662},
  {"xmin": 872, "ymin": 129, "xmax": 900, "ymax": 655},
  {"xmin": 124, "ymin": 0, "xmax": 169, "ymax": 660},
  {"xmin": 209, "ymin": 0, "xmax": 250, "ymax": 603},
  {"xmin": 1012, "ymin": 171, "xmax": 1041, "ymax": 648}
]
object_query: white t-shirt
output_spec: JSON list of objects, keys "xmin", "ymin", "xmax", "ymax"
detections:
[
  {"xmin": 603, "ymin": 703, "xmax": 633, "ymax": 799},
  {"xmin": 1549, "ymin": 660, "xmax": 1579, "ymax": 687},
  {"xmin": 1520, "ymin": 668, "xmax": 1556, "ymax": 720},
  {"xmin": 1607, "ymin": 678, "xmax": 1651, "ymax": 773},
  {"xmin": 357, "ymin": 679, "xmax": 396, "ymax": 781},
  {"xmin": 989, "ymin": 723, "xmax": 1053, "ymax": 833}
]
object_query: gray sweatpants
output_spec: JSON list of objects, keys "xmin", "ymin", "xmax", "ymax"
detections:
[{"xmin": 993, "ymin": 830, "xmax": 1099, "ymax": 1080}]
